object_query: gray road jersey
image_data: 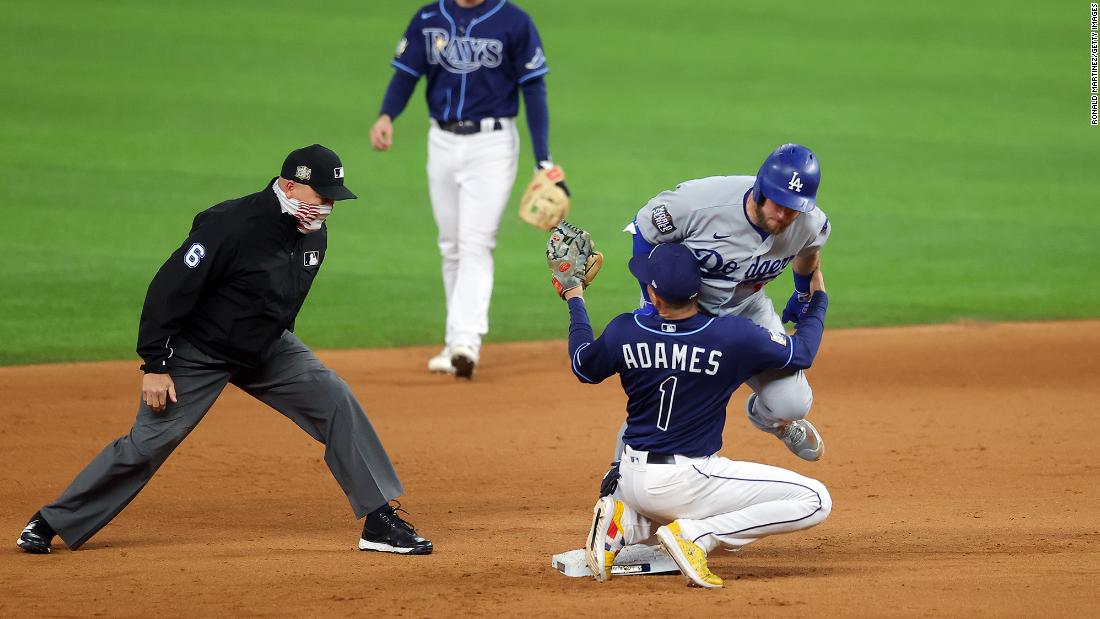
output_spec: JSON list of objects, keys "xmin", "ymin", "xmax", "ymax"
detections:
[{"xmin": 635, "ymin": 175, "xmax": 831, "ymax": 316}]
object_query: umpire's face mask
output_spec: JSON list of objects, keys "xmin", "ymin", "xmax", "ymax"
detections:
[{"xmin": 274, "ymin": 180, "xmax": 333, "ymax": 234}]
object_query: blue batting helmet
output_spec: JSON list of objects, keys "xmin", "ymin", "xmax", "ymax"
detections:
[{"xmin": 751, "ymin": 144, "xmax": 820, "ymax": 213}]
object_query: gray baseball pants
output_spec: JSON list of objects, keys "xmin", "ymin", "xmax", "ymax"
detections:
[{"xmin": 40, "ymin": 331, "xmax": 403, "ymax": 549}]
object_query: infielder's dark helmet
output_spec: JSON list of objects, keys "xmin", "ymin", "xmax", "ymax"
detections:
[{"xmin": 751, "ymin": 144, "xmax": 820, "ymax": 213}]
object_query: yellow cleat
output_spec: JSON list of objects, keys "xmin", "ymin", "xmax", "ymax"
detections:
[
  {"xmin": 656, "ymin": 521, "xmax": 723, "ymax": 589},
  {"xmin": 585, "ymin": 496, "xmax": 626, "ymax": 582}
]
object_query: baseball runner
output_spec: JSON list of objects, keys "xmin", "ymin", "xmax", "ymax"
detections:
[
  {"xmin": 626, "ymin": 143, "xmax": 832, "ymax": 460},
  {"xmin": 371, "ymin": 0, "xmax": 568, "ymax": 379},
  {"xmin": 545, "ymin": 235, "xmax": 832, "ymax": 588},
  {"xmin": 16, "ymin": 145, "xmax": 432, "ymax": 556}
]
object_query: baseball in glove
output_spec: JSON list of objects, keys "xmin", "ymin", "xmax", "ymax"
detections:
[
  {"xmin": 520, "ymin": 165, "xmax": 570, "ymax": 231},
  {"xmin": 546, "ymin": 221, "xmax": 604, "ymax": 298}
]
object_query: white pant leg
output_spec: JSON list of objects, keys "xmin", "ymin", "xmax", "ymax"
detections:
[
  {"xmin": 427, "ymin": 126, "xmax": 462, "ymax": 345},
  {"xmin": 739, "ymin": 292, "xmax": 814, "ymax": 428},
  {"xmin": 619, "ymin": 446, "xmax": 830, "ymax": 554},
  {"xmin": 608, "ymin": 487, "xmax": 658, "ymax": 546},
  {"xmin": 681, "ymin": 456, "xmax": 831, "ymax": 553},
  {"xmin": 619, "ymin": 448, "xmax": 684, "ymax": 542},
  {"xmin": 447, "ymin": 121, "xmax": 519, "ymax": 349}
]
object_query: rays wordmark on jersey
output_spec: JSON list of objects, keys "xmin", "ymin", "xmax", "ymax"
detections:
[{"xmin": 423, "ymin": 28, "xmax": 503, "ymax": 74}]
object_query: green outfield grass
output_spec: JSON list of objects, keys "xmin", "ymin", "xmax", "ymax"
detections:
[{"xmin": 1, "ymin": 0, "xmax": 1096, "ymax": 365}]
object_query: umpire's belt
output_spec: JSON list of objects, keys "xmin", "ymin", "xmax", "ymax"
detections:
[{"xmin": 435, "ymin": 118, "xmax": 505, "ymax": 135}]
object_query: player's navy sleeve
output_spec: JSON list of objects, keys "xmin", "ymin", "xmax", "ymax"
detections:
[
  {"xmin": 786, "ymin": 292, "xmax": 828, "ymax": 368},
  {"xmin": 512, "ymin": 12, "xmax": 549, "ymax": 85},
  {"xmin": 566, "ymin": 298, "xmax": 618, "ymax": 384},
  {"xmin": 631, "ymin": 220, "xmax": 656, "ymax": 310},
  {"xmin": 379, "ymin": 70, "xmax": 419, "ymax": 119},
  {"xmin": 511, "ymin": 12, "xmax": 549, "ymax": 162},
  {"xmin": 391, "ymin": 14, "xmax": 427, "ymax": 78},
  {"xmin": 740, "ymin": 292, "xmax": 829, "ymax": 376},
  {"xmin": 137, "ymin": 213, "xmax": 237, "ymax": 373},
  {"xmin": 520, "ymin": 78, "xmax": 550, "ymax": 164},
  {"xmin": 632, "ymin": 221, "xmax": 656, "ymax": 257}
]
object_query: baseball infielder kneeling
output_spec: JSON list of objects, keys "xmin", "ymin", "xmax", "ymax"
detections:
[{"xmin": 545, "ymin": 233, "xmax": 831, "ymax": 588}]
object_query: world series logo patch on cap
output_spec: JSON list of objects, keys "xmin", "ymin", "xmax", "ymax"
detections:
[{"xmin": 295, "ymin": 166, "xmax": 312, "ymax": 181}]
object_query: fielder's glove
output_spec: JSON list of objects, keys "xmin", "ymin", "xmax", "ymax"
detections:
[
  {"xmin": 546, "ymin": 221, "xmax": 604, "ymax": 298},
  {"xmin": 520, "ymin": 165, "xmax": 570, "ymax": 231},
  {"xmin": 781, "ymin": 289, "xmax": 812, "ymax": 325}
]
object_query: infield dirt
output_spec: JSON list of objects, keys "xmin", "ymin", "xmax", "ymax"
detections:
[{"xmin": 1, "ymin": 321, "xmax": 1098, "ymax": 617}]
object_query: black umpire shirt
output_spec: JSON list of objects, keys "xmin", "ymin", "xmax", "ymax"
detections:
[{"xmin": 137, "ymin": 178, "xmax": 326, "ymax": 373}]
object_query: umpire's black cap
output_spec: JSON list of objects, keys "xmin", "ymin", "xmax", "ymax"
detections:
[{"xmin": 281, "ymin": 144, "xmax": 358, "ymax": 201}]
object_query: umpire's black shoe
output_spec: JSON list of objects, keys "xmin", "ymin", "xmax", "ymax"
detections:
[
  {"xmin": 17, "ymin": 511, "xmax": 56, "ymax": 554},
  {"xmin": 358, "ymin": 502, "xmax": 433, "ymax": 555}
]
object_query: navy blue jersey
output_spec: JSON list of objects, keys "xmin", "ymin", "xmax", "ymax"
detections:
[
  {"xmin": 391, "ymin": 0, "xmax": 548, "ymax": 122},
  {"xmin": 566, "ymin": 295, "xmax": 828, "ymax": 457}
]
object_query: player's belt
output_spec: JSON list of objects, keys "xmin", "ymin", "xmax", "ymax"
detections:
[
  {"xmin": 646, "ymin": 453, "xmax": 676, "ymax": 464},
  {"xmin": 436, "ymin": 118, "xmax": 504, "ymax": 135}
]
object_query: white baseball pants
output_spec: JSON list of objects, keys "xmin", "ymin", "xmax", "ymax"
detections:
[
  {"xmin": 426, "ymin": 119, "xmax": 519, "ymax": 351},
  {"xmin": 616, "ymin": 445, "xmax": 831, "ymax": 554}
]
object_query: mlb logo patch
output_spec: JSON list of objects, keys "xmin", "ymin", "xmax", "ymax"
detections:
[
  {"xmin": 303, "ymin": 251, "xmax": 320, "ymax": 267},
  {"xmin": 333, "ymin": 167, "xmax": 344, "ymax": 179},
  {"xmin": 660, "ymin": 323, "xmax": 677, "ymax": 333}
]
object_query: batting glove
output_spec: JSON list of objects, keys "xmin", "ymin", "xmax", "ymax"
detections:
[
  {"xmin": 782, "ymin": 271, "xmax": 814, "ymax": 324},
  {"xmin": 599, "ymin": 461, "xmax": 621, "ymax": 498}
]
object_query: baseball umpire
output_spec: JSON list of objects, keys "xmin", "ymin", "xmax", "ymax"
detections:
[
  {"xmin": 545, "ymin": 234, "xmax": 832, "ymax": 588},
  {"xmin": 370, "ymin": 0, "xmax": 567, "ymax": 379},
  {"xmin": 16, "ymin": 145, "xmax": 432, "ymax": 556}
]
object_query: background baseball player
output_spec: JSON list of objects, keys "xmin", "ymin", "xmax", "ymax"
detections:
[
  {"xmin": 16, "ymin": 145, "xmax": 432, "ymax": 556},
  {"xmin": 370, "ymin": 0, "xmax": 565, "ymax": 379},
  {"xmin": 627, "ymin": 144, "xmax": 831, "ymax": 460},
  {"xmin": 546, "ymin": 237, "xmax": 832, "ymax": 588}
]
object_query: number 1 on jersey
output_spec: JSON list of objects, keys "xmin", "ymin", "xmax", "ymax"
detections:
[{"xmin": 656, "ymin": 376, "xmax": 678, "ymax": 431}]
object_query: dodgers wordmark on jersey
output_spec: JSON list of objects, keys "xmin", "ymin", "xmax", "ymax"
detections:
[
  {"xmin": 393, "ymin": 1, "xmax": 548, "ymax": 122},
  {"xmin": 635, "ymin": 176, "xmax": 831, "ymax": 316}
]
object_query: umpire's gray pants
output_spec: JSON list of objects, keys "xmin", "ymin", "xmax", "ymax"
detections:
[{"xmin": 40, "ymin": 331, "xmax": 404, "ymax": 549}]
